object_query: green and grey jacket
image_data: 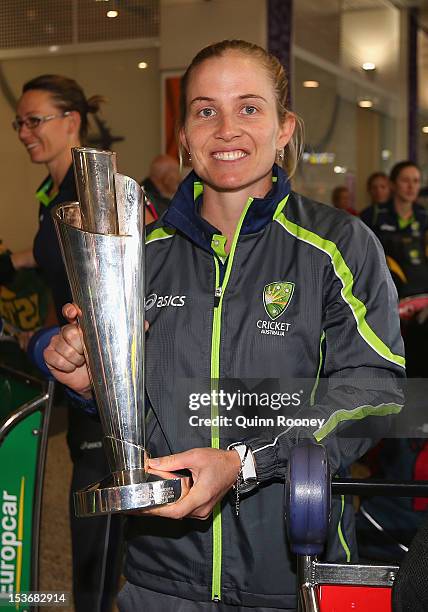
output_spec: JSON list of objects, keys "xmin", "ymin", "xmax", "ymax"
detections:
[{"xmin": 124, "ymin": 166, "xmax": 405, "ymax": 608}]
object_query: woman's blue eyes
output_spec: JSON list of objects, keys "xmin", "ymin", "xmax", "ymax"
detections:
[
  {"xmin": 200, "ymin": 108, "xmax": 215, "ymax": 117},
  {"xmin": 198, "ymin": 105, "xmax": 258, "ymax": 117},
  {"xmin": 242, "ymin": 105, "xmax": 257, "ymax": 115}
]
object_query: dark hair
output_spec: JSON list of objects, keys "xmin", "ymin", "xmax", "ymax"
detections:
[
  {"xmin": 389, "ymin": 160, "xmax": 420, "ymax": 183},
  {"xmin": 178, "ymin": 39, "xmax": 304, "ymax": 177},
  {"xmin": 331, "ymin": 185, "xmax": 348, "ymax": 207},
  {"xmin": 366, "ymin": 171, "xmax": 388, "ymax": 191},
  {"xmin": 22, "ymin": 74, "xmax": 104, "ymax": 140}
]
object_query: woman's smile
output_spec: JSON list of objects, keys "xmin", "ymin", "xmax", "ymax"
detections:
[{"xmin": 212, "ymin": 149, "xmax": 248, "ymax": 161}]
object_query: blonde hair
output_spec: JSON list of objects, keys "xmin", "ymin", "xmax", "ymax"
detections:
[{"xmin": 178, "ymin": 39, "xmax": 304, "ymax": 177}]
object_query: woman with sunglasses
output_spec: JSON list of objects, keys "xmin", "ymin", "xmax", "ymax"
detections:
[
  {"xmin": 45, "ymin": 43, "xmax": 405, "ymax": 611},
  {"xmin": 0, "ymin": 75, "xmax": 122, "ymax": 612}
]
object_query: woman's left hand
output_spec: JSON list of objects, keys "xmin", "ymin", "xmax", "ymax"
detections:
[{"xmin": 144, "ymin": 448, "xmax": 241, "ymax": 520}]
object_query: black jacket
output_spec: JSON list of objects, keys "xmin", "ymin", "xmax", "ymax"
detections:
[
  {"xmin": 123, "ymin": 167, "xmax": 405, "ymax": 607},
  {"xmin": 360, "ymin": 200, "xmax": 428, "ymax": 298},
  {"xmin": 33, "ymin": 166, "xmax": 74, "ymax": 324}
]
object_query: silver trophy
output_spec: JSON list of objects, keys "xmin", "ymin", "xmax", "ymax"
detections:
[{"xmin": 52, "ymin": 147, "xmax": 182, "ymax": 516}]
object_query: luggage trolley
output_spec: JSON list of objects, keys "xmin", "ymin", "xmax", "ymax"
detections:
[
  {"xmin": 0, "ymin": 328, "xmax": 57, "ymax": 611},
  {"xmin": 287, "ymin": 442, "xmax": 428, "ymax": 612}
]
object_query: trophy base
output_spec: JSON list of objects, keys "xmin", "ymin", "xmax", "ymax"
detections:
[{"xmin": 74, "ymin": 472, "xmax": 182, "ymax": 517}]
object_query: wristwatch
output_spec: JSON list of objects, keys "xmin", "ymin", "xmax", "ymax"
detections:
[{"xmin": 228, "ymin": 443, "xmax": 258, "ymax": 494}]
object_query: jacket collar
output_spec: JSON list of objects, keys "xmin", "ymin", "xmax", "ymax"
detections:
[
  {"xmin": 35, "ymin": 165, "xmax": 75, "ymax": 208},
  {"xmin": 163, "ymin": 164, "xmax": 291, "ymax": 251},
  {"xmin": 384, "ymin": 199, "xmax": 426, "ymax": 222}
]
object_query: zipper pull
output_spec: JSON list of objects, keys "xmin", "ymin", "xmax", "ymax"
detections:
[{"xmin": 214, "ymin": 287, "xmax": 222, "ymax": 307}]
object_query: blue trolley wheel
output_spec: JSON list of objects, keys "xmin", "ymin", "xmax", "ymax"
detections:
[{"xmin": 286, "ymin": 441, "xmax": 331, "ymax": 556}]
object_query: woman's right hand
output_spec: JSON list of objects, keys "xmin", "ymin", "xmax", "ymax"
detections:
[{"xmin": 43, "ymin": 303, "xmax": 92, "ymax": 399}]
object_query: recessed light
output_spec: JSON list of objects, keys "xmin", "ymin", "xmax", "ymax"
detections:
[
  {"xmin": 303, "ymin": 80, "xmax": 319, "ymax": 88},
  {"xmin": 422, "ymin": 126, "xmax": 428, "ymax": 134},
  {"xmin": 362, "ymin": 62, "xmax": 376, "ymax": 71},
  {"xmin": 358, "ymin": 99, "xmax": 373, "ymax": 108},
  {"xmin": 107, "ymin": 10, "xmax": 118, "ymax": 18},
  {"xmin": 138, "ymin": 62, "xmax": 148, "ymax": 69}
]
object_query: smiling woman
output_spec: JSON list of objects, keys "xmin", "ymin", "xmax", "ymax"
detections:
[
  {"xmin": 44, "ymin": 40, "xmax": 405, "ymax": 612},
  {"xmin": 8, "ymin": 75, "xmax": 103, "ymax": 322},
  {"xmin": 178, "ymin": 40, "xmax": 303, "ymax": 177},
  {"xmin": 176, "ymin": 40, "xmax": 303, "ymax": 253},
  {"xmin": 182, "ymin": 59, "xmax": 291, "ymax": 196}
]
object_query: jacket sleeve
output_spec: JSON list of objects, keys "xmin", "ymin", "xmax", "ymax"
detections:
[
  {"xmin": 244, "ymin": 217, "xmax": 405, "ymax": 479},
  {"xmin": 66, "ymin": 388, "xmax": 100, "ymax": 417}
]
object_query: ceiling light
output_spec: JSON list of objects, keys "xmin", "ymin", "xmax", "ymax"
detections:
[
  {"xmin": 422, "ymin": 126, "xmax": 428, "ymax": 134},
  {"xmin": 358, "ymin": 99, "xmax": 373, "ymax": 108},
  {"xmin": 107, "ymin": 10, "xmax": 118, "ymax": 18},
  {"xmin": 138, "ymin": 62, "xmax": 148, "ymax": 69},
  {"xmin": 362, "ymin": 62, "xmax": 376, "ymax": 71},
  {"xmin": 334, "ymin": 166, "xmax": 347, "ymax": 174},
  {"xmin": 303, "ymin": 80, "xmax": 319, "ymax": 88}
]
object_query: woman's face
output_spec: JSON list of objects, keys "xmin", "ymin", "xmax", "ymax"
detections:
[
  {"xmin": 335, "ymin": 188, "xmax": 350, "ymax": 210},
  {"xmin": 180, "ymin": 51, "xmax": 294, "ymax": 195},
  {"xmin": 392, "ymin": 165, "xmax": 421, "ymax": 205},
  {"xmin": 16, "ymin": 89, "xmax": 77, "ymax": 165},
  {"xmin": 369, "ymin": 176, "xmax": 390, "ymax": 204}
]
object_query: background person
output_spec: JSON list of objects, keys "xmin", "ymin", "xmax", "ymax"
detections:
[
  {"xmin": 45, "ymin": 40, "xmax": 404, "ymax": 611},
  {"xmin": 331, "ymin": 185, "xmax": 357, "ymax": 215},
  {"xmin": 366, "ymin": 171, "xmax": 391, "ymax": 207},
  {"xmin": 0, "ymin": 74, "xmax": 122, "ymax": 611},
  {"xmin": 360, "ymin": 161, "xmax": 426, "ymax": 300},
  {"xmin": 359, "ymin": 160, "xmax": 428, "ymax": 562},
  {"xmin": 141, "ymin": 153, "xmax": 181, "ymax": 218}
]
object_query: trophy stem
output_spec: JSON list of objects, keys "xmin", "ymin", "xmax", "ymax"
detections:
[
  {"xmin": 112, "ymin": 468, "xmax": 147, "ymax": 487},
  {"xmin": 103, "ymin": 436, "xmax": 145, "ymax": 474}
]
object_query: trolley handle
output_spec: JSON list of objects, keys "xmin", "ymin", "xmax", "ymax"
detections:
[{"xmin": 332, "ymin": 478, "xmax": 428, "ymax": 497}]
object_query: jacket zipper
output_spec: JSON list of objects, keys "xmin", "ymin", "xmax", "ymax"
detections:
[
  {"xmin": 211, "ymin": 259, "xmax": 222, "ymax": 601},
  {"xmin": 209, "ymin": 197, "xmax": 254, "ymax": 601}
]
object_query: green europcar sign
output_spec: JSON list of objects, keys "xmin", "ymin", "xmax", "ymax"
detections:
[{"xmin": 0, "ymin": 360, "xmax": 46, "ymax": 611}]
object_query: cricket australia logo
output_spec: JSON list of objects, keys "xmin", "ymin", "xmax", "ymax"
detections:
[{"xmin": 263, "ymin": 282, "xmax": 295, "ymax": 320}]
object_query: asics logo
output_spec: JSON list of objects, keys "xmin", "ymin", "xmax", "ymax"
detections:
[{"xmin": 145, "ymin": 293, "xmax": 186, "ymax": 310}]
